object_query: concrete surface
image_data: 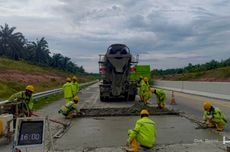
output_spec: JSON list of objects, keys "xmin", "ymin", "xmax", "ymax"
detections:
[
  {"xmin": 163, "ymin": 91, "xmax": 230, "ymax": 137},
  {"xmin": 1, "ymin": 82, "xmax": 230, "ymax": 152},
  {"xmin": 54, "ymin": 115, "xmax": 222, "ymax": 151},
  {"xmin": 78, "ymin": 142, "xmax": 227, "ymax": 152}
]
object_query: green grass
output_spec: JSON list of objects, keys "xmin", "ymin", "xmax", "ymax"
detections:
[
  {"xmin": 0, "ymin": 57, "xmax": 97, "ymax": 100},
  {"xmin": 32, "ymin": 81, "xmax": 97, "ymax": 110},
  {"xmin": 156, "ymin": 66, "xmax": 230, "ymax": 81},
  {"xmin": 33, "ymin": 93, "xmax": 63, "ymax": 110},
  {"xmin": 0, "ymin": 57, "xmax": 67, "ymax": 76},
  {"xmin": 0, "ymin": 80, "xmax": 25, "ymax": 100},
  {"xmin": 0, "ymin": 80, "xmax": 64, "ymax": 100}
]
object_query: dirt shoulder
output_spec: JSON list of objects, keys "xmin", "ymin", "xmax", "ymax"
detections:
[{"xmin": 0, "ymin": 69, "xmax": 64, "ymax": 85}]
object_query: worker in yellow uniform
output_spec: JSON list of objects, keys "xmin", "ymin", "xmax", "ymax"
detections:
[
  {"xmin": 126, "ymin": 109, "xmax": 156, "ymax": 152},
  {"xmin": 8, "ymin": 85, "xmax": 35, "ymax": 116},
  {"xmin": 63, "ymin": 77, "xmax": 73, "ymax": 104},
  {"xmin": 58, "ymin": 96, "xmax": 82, "ymax": 119},
  {"xmin": 139, "ymin": 77, "xmax": 151, "ymax": 104},
  {"xmin": 71, "ymin": 76, "xmax": 80, "ymax": 96},
  {"xmin": 151, "ymin": 88, "xmax": 166, "ymax": 109},
  {"xmin": 203, "ymin": 101, "xmax": 227, "ymax": 131},
  {"xmin": 137, "ymin": 76, "xmax": 143, "ymax": 101},
  {"xmin": 0, "ymin": 119, "xmax": 3, "ymax": 137}
]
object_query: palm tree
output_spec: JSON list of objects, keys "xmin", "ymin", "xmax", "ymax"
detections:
[
  {"xmin": 0, "ymin": 24, "xmax": 25, "ymax": 59},
  {"xmin": 29, "ymin": 37, "xmax": 51, "ymax": 65},
  {"xmin": 51, "ymin": 53, "xmax": 64, "ymax": 68}
]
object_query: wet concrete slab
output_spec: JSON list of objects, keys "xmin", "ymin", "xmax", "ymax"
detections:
[
  {"xmin": 71, "ymin": 142, "xmax": 227, "ymax": 152},
  {"xmin": 54, "ymin": 115, "xmax": 223, "ymax": 151}
]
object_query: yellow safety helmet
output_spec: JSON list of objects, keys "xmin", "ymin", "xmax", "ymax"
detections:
[
  {"xmin": 26, "ymin": 85, "xmax": 34, "ymax": 92},
  {"xmin": 73, "ymin": 96, "xmax": 80, "ymax": 102},
  {"xmin": 72, "ymin": 76, "xmax": 77, "ymax": 81},
  {"xmin": 66, "ymin": 77, "xmax": 71, "ymax": 82},
  {"xmin": 140, "ymin": 109, "xmax": 149, "ymax": 116},
  {"xmin": 203, "ymin": 101, "xmax": 212, "ymax": 111},
  {"xmin": 143, "ymin": 77, "xmax": 148, "ymax": 82}
]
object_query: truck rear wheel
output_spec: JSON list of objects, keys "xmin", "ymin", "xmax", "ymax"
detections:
[
  {"xmin": 128, "ymin": 95, "xmax": 136, "ymax": 101},
  {"xmin": 100, "ymin": 96, "xmax": 106, "ymax": 102}
]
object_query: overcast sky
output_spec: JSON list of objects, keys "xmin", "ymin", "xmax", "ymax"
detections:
[{"xmin": 0, "ymin": 0, "xmax": 230, "ymax": 73}]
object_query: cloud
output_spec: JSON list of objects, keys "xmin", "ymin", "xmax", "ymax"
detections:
[
  {"xmin": 0, "ymin": 0, "xmax": 230, "ymax": 72},
  {"xmin": 139, "ymin": 52, "xmax": 202, "ymax": 61}
]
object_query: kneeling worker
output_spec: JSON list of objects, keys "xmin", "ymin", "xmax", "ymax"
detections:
[
  {"xmin": 126, "ymin": 109, "xmax": 156, "ymax": 152},
  {"xmin": 203, "ymin": 101, "xmax": 227, "ymax": 131},
  {"xmin": 151, "ymin": 88, "xmax": 166, "ymax": 109},
  {"xmin": 58, "ymin": 96, "xmax": 82, "ymax": 119}
]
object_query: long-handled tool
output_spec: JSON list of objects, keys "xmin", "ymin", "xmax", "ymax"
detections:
[
  {"xmin": 31, "ymin": 113, "xmax": 70, "ymax": 127},
  {"xmin": 31, "ymin": 112, "xmax": 71, "ymax": 138},
  {"xmin": 195, "ymin": 121, "xmax": 208, "ymax": 129}
]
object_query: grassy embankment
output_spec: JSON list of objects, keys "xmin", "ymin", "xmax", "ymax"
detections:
[
  {"xmin": 0, "ymin": 57, "xmax": 97, "ymax": 109},
  {"xmin": 33, "ymin": 82, "xmax": 95, "ymax": 110},
  {"xmin": 156, "ymin": 67, "xmax": 230, "ymax": 81},
  {"xmin": 0, "ymin": 58, "xmax": 64, "ymax": 98}
]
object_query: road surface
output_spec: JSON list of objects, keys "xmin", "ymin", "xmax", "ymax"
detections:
[{"xmin": 0, "ymin": 82, "xmax": 229, "ymax": 152}]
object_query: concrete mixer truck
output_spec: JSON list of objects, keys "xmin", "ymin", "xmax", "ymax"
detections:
[{"xmin": 98, "ymin": 44, "xmax": 139, "ymax": 101}]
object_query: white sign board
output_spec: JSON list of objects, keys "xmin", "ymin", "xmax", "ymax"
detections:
[{"xmin": 13, "ymin": 117, "xmax": 45, "ymax": 152}]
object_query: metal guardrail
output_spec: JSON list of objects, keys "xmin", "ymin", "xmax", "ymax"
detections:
[
  {"xmin": 154, "ymin": 80, "xmax": 230, "ymax": 101},
  {"xmin": 0, "ymin": 80, "xmax": 98, "ymax": 106}
]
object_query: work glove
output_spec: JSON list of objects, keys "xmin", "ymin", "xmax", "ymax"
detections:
[
  {"xmin": 76, "ymin": 111, "xmax": 85, "ymax": 116},
  {"xmin": 201, "ymin": 120, "xmax": 206, "ymax": 124},
  {"xmin": 80, "ymin": 112, "xmax": 85, "ymax": 116},
  {"xmin": 207, "ymin": 115, "xmax": 213, "ymax": 119}
]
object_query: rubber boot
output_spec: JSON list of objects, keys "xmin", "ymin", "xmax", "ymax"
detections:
[
  {"xmin": 216, "ymin": 123, "xmax": 225, "ymax": 131},
  {"xmin": 66, "ymin": 113, "xmax": 73, "ymax": 119},
  {"xmin": 207, "ymin": 120, "xmax": 216, "ymax": 128},
  {"xmin": 126, "ymin": 139, "xmax": 139, "ymax": 152}
]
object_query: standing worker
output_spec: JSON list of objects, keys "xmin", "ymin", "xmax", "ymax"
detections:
[
  {"xmin": 139, "ymin": 77, "xmax": 151, "ymax": 104},
  {"xmin": 151, "ymin": 88, "xmax": 166, "ymax": 109},
  {"xmin": 126, "ymin": 109, "xmax": 156, "ymax": 152},
  {"xmin": 203, "ymin": 101, "xmax": 227, "ymax": 131},
  {"xmin": 8, "ymin": 85, "xmax": 35, "ymax": 116},
  {"xmin": 71, "ymin": 76, "xmax": 80, "ymax": 96},
  {"xmin": 137, "ymin": 76, "xmax": 144, "ymax": 102},
  {"xmin": 63, "ymin": 77, "xmax": 73, "ymax": 104},
  {"xmin": 58, "ymin": 96, "xmax": 82, "ymax": 119}
]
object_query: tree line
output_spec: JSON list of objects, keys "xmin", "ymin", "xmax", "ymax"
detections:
[
  {"xmin": 152, "ymin": 58, "xmax": 230, "ymax": 76},
  {"xmin": 0, "ymin": 24, "xmax": 85, "ymax": 74}
]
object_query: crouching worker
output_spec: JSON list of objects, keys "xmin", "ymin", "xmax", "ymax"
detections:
[
  {"xmin": 8, "ymin": 85, "xmax": 35, "ymax": 117},
  {"xmin": 126, "ymin": 109, "xmax": 156, "ymax": 152},
  {"xmin": 58, "ymin": 96, "xmax": 83, "ymax": 119},
  {"xmin": 203, "ymin": 101, "xmax": 227, "ymax": 131},
  {"xmin": 151, "ymin": 88, "xmax": 166, "ymax": 109}
]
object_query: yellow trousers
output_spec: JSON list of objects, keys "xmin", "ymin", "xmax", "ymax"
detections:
[
  {"xmin": 129, "ymin": 139, "xmax": 139, "ymax": 152},
  {"xmin": 207, "ymin": 119, "xmax": 225, "ymax": 131},
  {"xmin": 157, "ymin": 103, "xmax": 165, "ymax": 109},
  {"xmin": 65, "ymin": 98, "xmax": 72, "ymax": 104}
]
